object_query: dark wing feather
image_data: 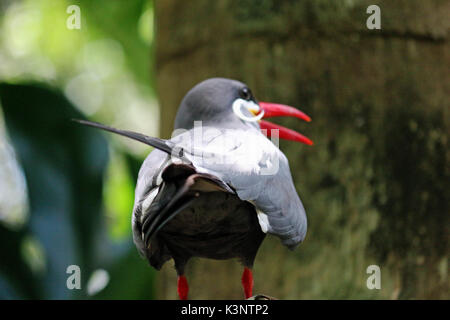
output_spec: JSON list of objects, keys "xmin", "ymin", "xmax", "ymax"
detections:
[{"xmin": 140, "ymin": 163, "xmax": 235, "ymax": 248}]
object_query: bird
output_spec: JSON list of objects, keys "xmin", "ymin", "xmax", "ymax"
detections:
[{"xmin": 75, "ymin": 77, "xmax": 312, "ymax": 300}]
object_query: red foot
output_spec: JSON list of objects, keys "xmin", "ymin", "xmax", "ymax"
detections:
[
  {"xmin": 241, "ymin": 267, "xmax": 253, "ymax": 299},
  {"xmin": 177, "ymin": 275, "xmax": 189, "ymax": 300}
]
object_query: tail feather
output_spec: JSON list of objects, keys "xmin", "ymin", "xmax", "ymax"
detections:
[
  {"xmin": 142, "ymin": 177, "xmax": 195, "ymax": 246},
  {"xmin": 140, "ymin": 163, "xmax": 234, "ymax": 246},
  {"xmin": 72, "ymin": 119, "xmax": 189, "ymax": 161},
  {"xmin": 144, "ymin": 197, "xmax": 196, "ymax": 246}
]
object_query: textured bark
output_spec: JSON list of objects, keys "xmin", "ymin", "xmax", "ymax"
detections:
[{"xmin": 154, "ymin": 0, "xmax": 449, "ymax": 299}]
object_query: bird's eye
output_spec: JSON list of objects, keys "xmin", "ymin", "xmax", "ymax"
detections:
[{"xmin": 239, "ymin": 87, "xmax": 252, "ymax": 101}]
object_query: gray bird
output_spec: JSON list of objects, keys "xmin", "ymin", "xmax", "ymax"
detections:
[{"xmin": 75, "ymin": 77, "xmax": 312, "ymax": 299}]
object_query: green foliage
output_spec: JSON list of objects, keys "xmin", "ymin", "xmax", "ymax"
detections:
[
  {"xmin": 0, "ymin": 0, "xmax": 158, "ymax": 300},
  {"xmin": 104, "ymin": 152, "xmax": 135, "ymax": 240},
  {"xmin": 78, "ymin": 0, "xmax": 155, "ymax": 88},
  {"xmin": 0, "ymin": 83, "xmax": 155, "ymax": 299},
  {"xmin": 0, "ymin": 82, "xmax": 106, "ymax": 298}
]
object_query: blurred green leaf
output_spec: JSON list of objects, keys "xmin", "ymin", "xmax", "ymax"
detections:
[
  {"xmin": 0, "ymin": 223, "xmax": 39, "ymax": 299},
  {"xmin": 104, "ymin": 152, "xmax": 134, "ymax": 240},
  {"xmin": 0, "ymin": 82, "xmax": 156, "ymax": 299},
  {"xmin": 79, "ymin": 0, "xmax": 155, "ymax": 90},
  {"xmin": 0, "ymin": 82, "xmax": 109, "ymax": 298}
]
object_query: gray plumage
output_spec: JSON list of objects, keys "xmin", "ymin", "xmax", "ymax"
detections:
[{"xmin": 75, "ymin": 78, "xmax": 308, "ymax": 274}]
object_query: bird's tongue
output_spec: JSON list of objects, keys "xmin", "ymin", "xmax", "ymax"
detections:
[{"xmin": 258, "ymin": 102, "xmax": 313, "ymax": 146}]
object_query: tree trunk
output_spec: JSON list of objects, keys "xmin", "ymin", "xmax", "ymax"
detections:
[{"xmin": 154, "ymin": 0, "xmax": 449, "ymax": 299}]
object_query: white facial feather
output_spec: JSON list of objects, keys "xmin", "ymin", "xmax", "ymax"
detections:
[{"xmin": 232, "ymin": 99, "xmax": 264, "ymax": 122}]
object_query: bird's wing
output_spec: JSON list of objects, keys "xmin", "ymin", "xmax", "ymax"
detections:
[
  {"xmin": 134, "ymin": 159, "xmax": 236, "ymax": 267},
  {"xmin": 75, "ymin": 120, "xmax": 306, "ymax": 249},
  {"xmin": 131, "ymin": 148, "xmax": 169, "ymax": 256},
  {"xmin": 74, "ymin": 120, "xmax": 236, "ymax": 258},
  {"xmin": 170, "ymin": 126, "xmax": 307, "ymax": 249}
]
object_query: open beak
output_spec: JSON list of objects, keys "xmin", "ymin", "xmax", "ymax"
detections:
[{"xmin": 256, "ymin": 102, "xmax": 313, "ymax": 146}]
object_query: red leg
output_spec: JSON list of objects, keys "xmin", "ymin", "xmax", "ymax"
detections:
[
  {"xmin": 241, "ymin": 267, "xmax": 253, "ymax": 299},
  {"xmin": 177, "ymin": 275, "xmax": 189, "ymax": 300}
]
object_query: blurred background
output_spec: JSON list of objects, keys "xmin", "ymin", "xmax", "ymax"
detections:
[{"xmin": 0, "ymin": 0, "xmax": 448, "ymax": 299}]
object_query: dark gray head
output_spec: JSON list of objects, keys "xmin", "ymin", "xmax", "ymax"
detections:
[
  {"xmin": 173, "ymin": 77, "xmax": 314, "ymax": 145},
  {"xmin": 174, "ymin": 78, "xmax": 262, "ymax": 130}
]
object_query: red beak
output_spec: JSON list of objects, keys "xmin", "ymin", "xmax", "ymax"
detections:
[{"xmin": 258, "ymin": 102, "xmax": 313, "ymax": 146}]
